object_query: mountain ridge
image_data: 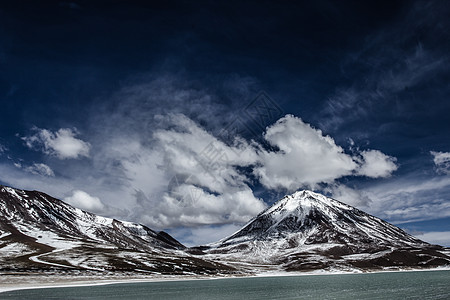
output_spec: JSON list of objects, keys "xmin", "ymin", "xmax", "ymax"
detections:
[
  {"xmin": 0, "ymin": 185, "xmax": 235, "ymax": 275},
  {"xmin": 1, "ymin": 184, "xmax": 449, "ymax": 275}
]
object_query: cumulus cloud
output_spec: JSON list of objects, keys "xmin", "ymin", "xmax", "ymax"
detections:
[
  {"xmin": 430, "ymin": 151, "xmax": 450, "ymax": 174},
  {"xmin": 357, "ymin": 150, "xmax": 398, "ymax": 178},
  {"xmin": 118, "ymin": 113, "xmax": 400, "ymax": 229},
  {"xmin": 0, "ymin": 144, "xmax": 6, "ymax": 154},
  {"xmin": 118, "ymin": 113, "xmax": 266, "ymax": 229},
  {"xmin": 64, "ymin": 190, "xmax": 105, "ymax": 213},
  {"xmin": 254, "ymin": 115, "xmax": 357, "ymax": 190},
  {"xmin": 22, "ymin": 127, "xmax": 90, "ymax": 159},
  {"xmin": 119, "ymin": 113, "xmax": 401, "ymax": 228},
  {"xmin": 253, "ymin": 115, "xmax": 397, "ymax": 191}
]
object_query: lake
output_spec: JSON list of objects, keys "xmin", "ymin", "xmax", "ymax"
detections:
[{"xmin": 1, "ymin": 270, "xmax": 450, "ymax": 299}]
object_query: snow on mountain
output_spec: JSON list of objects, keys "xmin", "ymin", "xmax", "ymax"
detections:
[
  {"xmin": 0, "ymin": 185, "xmax": 234, "ymax": 275},
  {"xmin": 199, "ymin": 190, "xmax": 450, "ymax": 272},
  {"xmin": 0, "ymin": 186, "xmax": 183, "ymax": 251},
  {"xmin": 1, "ymin": 185, "xmax": 449, "ymax": 275}
]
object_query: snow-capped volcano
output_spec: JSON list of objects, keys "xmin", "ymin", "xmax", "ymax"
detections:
[
  {"xmin": 213, "ymin": 190, "xmax": 424, "ymax": 248},
  {"xmin": 202, "ymin": 190, "xmax": 450, "ymax": 271}
]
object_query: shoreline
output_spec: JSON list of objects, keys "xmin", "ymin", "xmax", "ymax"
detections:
[{"xmin": 1, "ymin": 266, "xmax": 450, "ymax": 294}]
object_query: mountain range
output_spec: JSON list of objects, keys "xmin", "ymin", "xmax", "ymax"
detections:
[{"xmin": 1, "ymin": 185, "xmax": 449, "ymax": 276}]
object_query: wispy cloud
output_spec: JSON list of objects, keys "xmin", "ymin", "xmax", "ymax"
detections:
[
  {"xmin": 13, "ymin": 162, "xmax": 55, "ymax": 177},
  {"xmin": 362, "ymin": 175, "xmax": 450, "ymax": 224},
  {"xmin": 25, "ymin": 163, "xmax": 55, "ymax": 177},
  {"xmin": 413, "ymin": 231, "xmax": 450, "ymax": 247},
  {"xmin": 320, "ymin": 46, "xmax": 447, "ymax": 132},
  {"xmin": 430, "ymin": 151, "xmax": 450, "ymax": 174},
  {"xmin": 318, "ymin": 2, "xmax": 449, "ymax": 134}
]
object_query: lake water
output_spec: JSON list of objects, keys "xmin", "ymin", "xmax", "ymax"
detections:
[{"xmin": 2, "ymin": 270, "xmax": 450, "ymax": 299}]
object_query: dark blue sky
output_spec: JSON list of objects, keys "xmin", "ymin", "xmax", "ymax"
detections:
[{"xmin": 1, "ymin": 0, "xmax": 449, "ymax": 246}]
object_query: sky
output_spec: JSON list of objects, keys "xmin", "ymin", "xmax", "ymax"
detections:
[{"xmin": 1, "ymin": 0, "xmax": 450, "ymax": 246}]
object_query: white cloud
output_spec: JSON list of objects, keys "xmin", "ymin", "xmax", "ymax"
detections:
[
  {"xmin": 357, "ymin": 150, "xmax": 398, "ymax": 178},
  {"xmin": 0, "ymin": 144, "xmax": 6, "ymax": 154},
  {"xmin": 22, "ymin": 127, "xmax": 90, "ymax": 159},
  {"xmin": 78, "ymin": 76, "xmax": 399, "ymax": 233},
  {"xmin": 1, "ymin": 76, "xmax": 266, "ymax": 238},
  {"xmin": 98, "ymin": 113, "xmax": 266, "ymax": 229},
  {"xmin": 64, "ymin": 190, "xmax": 105, "ymax": 213},
  {"xmin": 105, "ymin": 113, "xmax": 400, "ymax": 229},
  {"xmin": 5, "ymin": 110, "xmax": 400, "ymax": 235},
  {"xmin": 253, "ymin": 115, "xmax": 397, "ymax": 191},
  {"xmin": 0, "ymin": 69, "xmax": 403, "ymax": 244},
  {"xmin": 431, "ymin": 151, "xmax": 450, "ymax": 174},
  {"xmin": 413, "ymin": 231, "xmax": 450, "ymax": 247},
  {"xmin": 254, "ymin": 115, "xmax": 357, "ymax": 190}
]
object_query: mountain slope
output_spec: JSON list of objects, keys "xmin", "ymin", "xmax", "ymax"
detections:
[
  {"xmin": 200, "ymin": 190, "xmax": 450, "ymax": 272},
  {"xmin": 0, "ymin": 185, "xmax": 235, "ymax": 275},
  {"xmin": 1, "ymin": 186, "xmax": 449, "ymax": 275}
]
